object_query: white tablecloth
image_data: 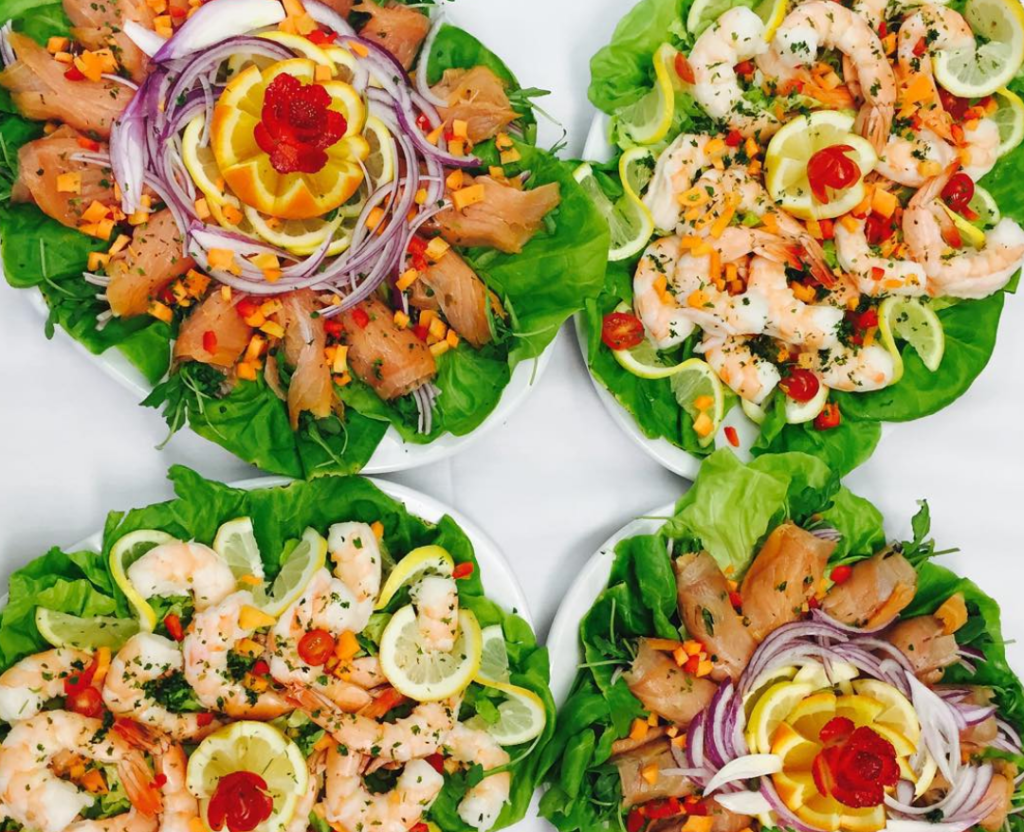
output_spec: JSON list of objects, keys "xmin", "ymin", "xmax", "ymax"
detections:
[{"xmin": 1, "ymin": 2, "xmax": 1023, "ymax": 826}]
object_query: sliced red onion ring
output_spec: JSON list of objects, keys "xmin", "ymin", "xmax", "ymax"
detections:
[
  {"xmin": 414, "ymin": 14, "xmax": 449, "ymax": 109},
  {"xmin": 153, "ymin": 0, "xmax": 286, "ymax": 63},
  {"xmin": 760, "ymin": 779, "xmax": 823, "ymax": 832},
  {"xmin": 713, "ymin": 790, "xmax": 773, "ymax": 816},
  {"xmin": 303, "ymin": 0, "xmax": 355, "ymax": 36},
  {"xmin": 704, "ymin": 754, "xmax": 782, "ymax": 795},
  {"xmin": 0, "ymin": 22, "xmax": 15, "ymax": 67},
  {"xmin": 110, "ymin": 95, "xmax": 148, "ymax": 214},
  {"xmin": 123, "ymin": 19, "xmax": 167, "ymax": 57}
]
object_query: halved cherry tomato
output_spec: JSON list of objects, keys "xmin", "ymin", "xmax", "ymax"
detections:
[
  {"xmin": 674, "ymin": 53, "xmax": 695, "ymax": 84},
  {"xmin": 67, "ymin": 686, "xmax": 104, "ymax": 718},
  {"xmin": 601, "ymin": 311, "xmax": 645, "ymax": 351},
  {"xmin": 815, "ymin": 401, "xmax": 841, "ymax": 431},
  {"xmin": 452, "ymin": 562, "xmax": 474, "ymax": 580},
  {"xmin": 297, "ymin": 629, "xmax": 336, "ymax": 666},
  {"xmin": 779, "ymin": 367, "xmax": 821, "ymax": 403},
  {"xmin": 941, "ymin": 172, "xmax": 975, "ymax": 214},
  {"xmin": 830, "ymin": 564, "xmax": 853, "ymax": 584},
  {"xmin": 807, "ymin": 145, "xmax": 859, "ymax": 204},
  {"xmin": 164, "ymin": 613, "xmax": 184, "ymax": 642}
]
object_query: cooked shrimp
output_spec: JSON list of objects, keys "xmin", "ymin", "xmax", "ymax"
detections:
[
  {"xmin": 445, "ymin": 723, "xmax": 510, "ymax": 831},
  {"xmin": 337, "ymin": 656, "xmax": 387, "ymax": 689},
  {"xmin": 323, "ymin": 746, "xmax": 444, "ymax": 832},
  {"xmin": 411, "ymin": 575, "xmax": 459, "ymax": 652},
  {"xmin": 904, "ymin": 166, "xmax": 1024, "ymax": 299},
  {"xmin": 699, "ymin": 334, "xmax": 781, "ymax": 405},
  {"xmin": 644, "ymin": 133, "xmax": 735, "ymax": 231},
  {"xmin": 821, "ymin": 549, "xmax": 917, "ymax": 628},
  {"xmin": 0, "ymin": 647, "xmax": 90, "ymax": 722},
  {"xmin": 756, "ymin": 47, "xmax": 857, "ymax": 111},
  {"xmin": 286, "ymin": 751, "xmax": 325, "ymax": 832},
  {"xmin": 327, "ymin": 522, "xmax": 382, "ymax": 607},
  {"xmin": 155, "ymin": 745, "xmax": 199, "ymax": 832},
  {"xmin": 289, "ymin": 686, "xmax": 460, "ymax": 761},
  {"xmin": 127, "ymin": 540, "xmax": 236, "ymax": 611},
  {"xmin": 810, "ymin": 342, "xmax": 896, "ymax": 392},
  {"xmin": 182, "ymin": 590, "xmax": 291, "ymax": 719},
  {"xmin": 688, "ymin": 7, "xmax": 779, "ymax": 138},
  {"xmin": 103, "ymin": 633, "xmax": 217, "ymax": 742},
  {"xmin": 746, "ymin": 256, "xmax": 843, "ymax": 348},
  {"xmin": 269, "ymin": 569, "xmax": 375, "ymax": 711},
  {"xmin": 0, "ymin": 711, "xmax": 159, "ymax": 832},
  {"xmin": 772, "ymin": 1, "xmax": 896, "ymax": 150},
  {"xmin": 633, "ymin": 237, "xmax": 697, "ymax": 349},
  {"xmin": 876, "ymin": 127, "xmax": 959, "ymax": 187},
  {"xmin": 66, "ymin": 812, "xmax": 157, "ymax": 832},
  {"xmin": 834, "ymin": 216, "xmax": 929, "ymax": 296}
]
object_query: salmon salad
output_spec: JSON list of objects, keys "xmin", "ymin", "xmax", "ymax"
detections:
[
  {"xmin": 540, "ymin": 450, "xmax": 1024, "ymax": 832},
  {"xmin": 0, "ymin": 0, "xmax": 608, "ymax": 476},
  {"xmin": 578, "ymin": 0, "xmax": 1024, "ymax": 476},
  {"xmin": 0, "ymin": 469, "xmax": 554, "ymax": 832}
]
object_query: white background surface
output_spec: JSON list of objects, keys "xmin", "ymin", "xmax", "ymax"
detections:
[{"xmin": 0, "ymin": 0, "xmax": 1023, "ymax": 817}]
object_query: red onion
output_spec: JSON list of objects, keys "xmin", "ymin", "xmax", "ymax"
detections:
[
  {"xmin": 704, "ymin": 754, "xmax": 781, "ymax": 795},
  {"xmin": 152, "ymin": 0, "xmax": 285, "ymax": 63},
  {"xmin": 0, "ymin": 22, "xmax": 15, "ymax": 67},
  {"xmin": 760, "ymin": 779, "xmax": 823, "ymax": 832},
  {"xmin": 123, "ymin": 19, "xmax": 166, "ymax": 57},
  {"xmin": 303, "ymin": 0, "xmax": 355, "ymax": 37},
  {"xmin": 414, "ymin": 15, "xmax": 450, "ymax": 109}
]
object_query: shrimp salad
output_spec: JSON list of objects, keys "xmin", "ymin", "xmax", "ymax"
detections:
[
  {"xmin": 0, "ymin": 0, "xmax": 608, "ymax": 477},
  {"xmin": 540, "ymin": 450, "xmax": 1024, "ymax": 832},
  {"xmin": 583, "ymin": 0, "xmax": 1024, "ymax": 475},
  {"xmin": 0, "ymin": 469, "xmax": 553, "ymax": 832}
]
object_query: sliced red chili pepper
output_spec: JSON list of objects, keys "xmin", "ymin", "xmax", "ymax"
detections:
[
  {"xmin": 452, "ymin": 562, "xmax": 474, "ymax": 580},
  {"xmin": 815, "ymin": 401, "xmax": 841, "ymax": 431},
  {"xmin": 324, "ymin": 319, "xmax": 344, "ymax": 338},
  {"xmin": 779, "ymin": 367, "xmax": 821, "ymax": 403},
  {"xmin": 64, "ymin": 657, "xmax": 98, "ymax": 694},
  {"xmin": 807, "ymin": 145, "xmax": 859, "ymax": 204},
  {"xmin": 352, "ymin": 307, "xmax": 370, "ymax": 328},
  {"xmin": 674, "ymin": 53, "xmax": 695, "ymax": 84},
  {"xmin": 164, "ymin": 613, "xmax": 184, "ymax": 642},
  {"xmin": 645, "ymin": 798, "xmax": 682, "ymax": 820},
  {"xmin": 830, "ymin": 564, "xmax": 853, "ymax": 584},
  {"xmin": 251, "ymin": 659, "xmax": 270, "ymax": 677},
  {"xmin": 626, "ymin": 808, "xmax": 646, "ymax": 832},
  {"xmin": 941, "ymin": 171, "xmax": 975, "ymax": 214},
  {"xmin": 728, "ymin": 590, "xmax": 743, "ymax": 609},
  {"xmin": 197, "ymin": 712, "xmax": 215, "ymax": 727},
  {"xmin": 724, "ymin": 425, "xmax": 740, "ymax": 447},
  {"xmin": 601, "ymin": 311, "xmax": 645, "ymax": 351}
]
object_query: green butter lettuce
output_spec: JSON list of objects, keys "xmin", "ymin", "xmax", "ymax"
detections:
[
  {"xmin": 580, "ymin": 0, "xmax": 1021, "ymax": 476},
  {"xmin": 0, "ymin": 467, "xmax": 555, "ymax": 832},
  {"xmin": 538, "ymin": 449, "xmax": 1024, "ymax": 832},
  {"xmin": 0, "ymin": 6, "xmax": 607, "ymax": 478}
]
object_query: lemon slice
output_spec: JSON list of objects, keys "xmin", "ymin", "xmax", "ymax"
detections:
[
  {"xmin": 933, "ymin": 0, "xmax": 1024, "ymax": 97},
  {"xmin": 765, "ymin": 110, "xmax": 878, "ymax": 220},
  {"xmin": 851, "ymin": 680, "xmax": 920, "ymax": 744},
  {"xmin": 376, "ymin": 545, "xmax": 455, "ymax": 611},
  {"xmin": 991, "ymin": 87, "xmax": 1024, "ymax": 156},
  {"xmin": 182, "ymin": 116, "xmax": 231, "ymax": 207},
  {"xmin": 243, "ymin": 205, "xmax": 350, "ymax": 256},
  {"xmin": 258, "ymin": 31, "xmax": 333, "ymax": 66},
  {"xmin": 784, "ymin": 381, "xmax": 830, "ymax": 424},
  {"xmin": 878, "ymin": 296, "xmax": 945, "ymax": 382},
  {"xmin": 968, "ymin": 183, "xmax": 1001, "ymax": 227},
  {"xmin": 615, "ymin": 43, "xmax": 678, "ymax": 146},
  {"xmin": 613, "ymin": 339, "xmax": 694, "ymax": 379},
  {"xmin": 477, "ymin": 624, "xmax": 511, "ymax": 684},
  {"xmin": 573, "ymin": 162, "xmax": 654, "ymax": 262},
  {"xmin": 35, "ymin": 608, "xmax": 139, "ymax": 651},
  {"xmin": 252, "ymin": 528, "xmax": 327, "ymax": 617},
  {"xmin": 670, "ymin": 358, "xmax": 726, "ymax": 448},
  {"xmin": 688, "ymin": 0, "xmax": 787, "ymax": 39},
  {"xmin": 363, "ymin": 115, "xmax": 395, "ymax": 188},
  {"xmin": 746, "ymin": 681, "xmax": 815, "ymax": 753},
  {"xmin": 213, "ymin": 517, "xmax": 265, "ymax": 586},
  {"xmin": 379, "ymin": 605, "xmax": 482, "ymax": 701},
  {"xmin": 468, "ymin": 680, "xmax": 547, "ymax": 746},
  {"xmin": 187, "ymin": 721, "xmax": 308, "ymax": 832},
  {"xmin": 110, "ymin": 530, "xmax": 175, "ymax": 632}
]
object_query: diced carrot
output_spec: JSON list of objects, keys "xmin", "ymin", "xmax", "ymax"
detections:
[
  {"xmin": 629, "ymin": 718, "xmax": 650, "ymax": 742},
  {"xmin": 935, "ymin": 592, "xmax": 968, "ymax": 634},
  {"xmin": 871, "ymin": 188, "xmax": 898, "ymax": 218},
  {"xmin": 452, "ymin": 184, "xmax": 485, "ymax": 211}
]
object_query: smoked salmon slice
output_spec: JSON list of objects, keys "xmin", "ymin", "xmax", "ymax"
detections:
[
  {"xmin": 622, "ymin": 638, "xmax": 716, "ymax": 726},
  {"xmin": 820, "ymin": 550, "xmax": 917, "ymax": 629},
  {"xmin": 431, "ymin": 66, "xmax": 518, "ymax": 145},
  {"xmin": 613, "ymin": 739, "xmax": 695, "ymax": 808},
  {"xmin": 107, "ymin": 210, "xmax": 194, "ymax": 318},
  {"xmin": 338, "ymin": 297, "xmax": 436, "ymax": 400},
  {"xmin": 0, "ymin": 33, "xmax": 129, "ymax": 137},
  {"xmin": 885, "ymin": 615, "xmax": 958, "ymax": 684},
  {"xmin": 278, "ymin": 289, "xmax": 333, "ymax": 429},
  {"xmin": 63, "ymin": 0, "xmax": 155, "ymax": 82},
  {"xmin": 433, "ymin": 175, "xmax": 560, "ymax": 254},
  {"xmin": 409, "ymin": 248, "xmax": 492, "ymax": 347},
  {"xmin": 353, "ymin": 1, "xmax": 429, "ymax": 70},
  {"xmin": 12, "ymin": 126, "xmax": 116, "ymax": 229},
  {"xmin": 174, "ymin": 289, "xmax": 252, "ymax": 367}
]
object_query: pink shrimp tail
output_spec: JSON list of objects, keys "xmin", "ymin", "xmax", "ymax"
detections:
[
  {"xmin": 119, "ymin": 754, "xmax": 162, "ymax": 817},
  {"xmin": 855, "ymin": 103, "xmax": 892, "ymax": 154}
]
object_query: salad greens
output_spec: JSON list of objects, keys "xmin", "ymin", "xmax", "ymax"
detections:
[
  {"xmin": 537, "ymin": 449, "xmax": 1024, "ymax": 832},
  {"xmin": 581, "ymin": 0, "xmax": 1020, "ymax": 476},
  {"xmin": 0, "ymin": 8, "xmax": 609, "ymax": 478},
  {"xmin": 0, "ymin": 467, "xmax": 556, "ymax": 832}
]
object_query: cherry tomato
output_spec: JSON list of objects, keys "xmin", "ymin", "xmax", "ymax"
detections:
[
  {"xmin": 864, "ymin": 212, "xmax": 896, "ymax": 245},
  {"xmin": 830, "ymin": 564, "xmax": 853, "ymax": 584},
  {"xmin": 601, "ymin": 311, "xmax": 645, "ymax": 351},
  {"xmin": 452, "ymin": 562, "xmax": 474, "ymax": 580},
  {"xmin": 164, "ymin": 613, "xmax": 184, "ymax": 642},
  {"xmin": 779, "ymin": 368, "xmax": 821, "ymax": 403},
  {"xmin": 815, "ymin": 401, "xmax": 841, "ymax": 431},
  {"xmin": 297, "ymin": 629, "xmax": 336, "ymax": 666},
  {"xmin": 208, "ymin": 771, "xmax": 274, "ymax": 832},
  {"xmin": 674, "ymin": 53, "xmax": 695, "ymax": 84},
  {"xmin": 806, "ymin": 145, "xmax": 859, "ymax": 204},
  {"xmin": 941, "ymin": 172, "xmax": 975, "ymax": 213},
  {"xmin": 351, "ymin": 307, "xmax": 370, "ymax": 329},
  {"xmin": 67, "ymin": 686, "xmax": 104, "ymax": 718}
]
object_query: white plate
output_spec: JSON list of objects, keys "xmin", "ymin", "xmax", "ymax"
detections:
[
  {"xmin": 67, "ymin": 474, "xmax": 534, "ymax": 627},
  {"xmin": 546, "ymin": 501, "xmax": 674, "ymax": 705},
  {"xmin": 25, "ymin": 289, "xmax": 552, "ymax": 474}
]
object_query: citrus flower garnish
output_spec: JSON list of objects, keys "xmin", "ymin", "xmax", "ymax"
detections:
[{"xmin": 253, "ymin": 73, "xmax": 346, "ymax": 175}]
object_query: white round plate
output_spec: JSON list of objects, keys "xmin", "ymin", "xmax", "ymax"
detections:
[
  {"xmin": 546, "ymin": 501, "xmax": 674, "ymax": 705},
  {"xmin": 25, "ymin": 289, "xmax": 552, "ymax": 474},
  {"xmin": 67, "ymin": 474, "xmax": 533, "ymax": 626}
]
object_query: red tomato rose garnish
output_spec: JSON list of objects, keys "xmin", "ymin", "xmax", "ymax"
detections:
[
  {"xmin": 207, "ymin": 771, "xmax": 275, "ymax": 832},
  {"xmin": 807, "ymin": 145, "xmax": 860, "ymax": 204},
  {"xmin": 812, "ymin": 719, "xmax": 900, "ymax": 808},
  {"xmin": 779, "ymin": 367, "xmax": 821, "ymax": 403},
  {"xmin": 254, "ymin": 73, "xmax": 347, "ymax": 175},
  {"xmin": 601, "ymin": 311, "xmax": 645, "ymax": 351}
]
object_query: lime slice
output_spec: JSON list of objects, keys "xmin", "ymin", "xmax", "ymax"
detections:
[
  {"xmin": 182, "ymin": 116, "xmax": 230, "ymax": 207},
  {"xmin": 468, "ymin": 680, "xmax": 547, "ymax": 746},
  {"xmin": 35, "ymin": 608, "xmax": 139, "ymax": 651},
  {"xmin": 379, "ymin": 605, "xmax": 482, "ymax": 701},
  {"xmin": 477, "ymin": 624, "xmax": 511, "ymax": 685},
  {"xmin": 940, "ymin": 202, "xmax": 986, "ymax": 248},
  {"xmin": 784, "ymin": 381, "xmax": 830, "ymax": 424},
  {"xmin": 572, "ymin": 162, "xmax": 654, "ymax": 262},
  {"xmin": 991, "ymin": 87, "xmax": 1024, "ymax": 156},
  {"xmin": 615, "ymin": 43, "xmax": 678, "ymax": 146},
  {"xmin": 213, "ymin": 517, "xmax": 265, "ymax": 586},
  {"xmin": 932, "ymin": 0, "xmax": 1024, "ymax": 97},
  {"xmin": 879, "ymin": 296, "xmax": 945, "ymax": 376},
  {"xmin": 745, "ymin": 681, "xmax": 815, "ymax": 754},
  {"xmin": 376, "ymin": 545, "xmax": 455, "ymax": 611},
  {"xmin": 187, "ymin": 721, "xmax": 308, "ymax": 832},
  {"xmin": 253, "ymin": 528, "xmax": 327, "ymax": 617},
  {"xmin": 688, "ymin": 0, "xmax": 787, "ymax": 39},
  {"xmin": 670, "ymin": 358, "xmax": 726, "ymax": 448},
  {"xmin": 765, "ymin": 110, "xmax": 878, "ymax": 220},
  {"xmin": 110, "ymin": 530, "xmax": 175, "ymax": 632},
  {"xmin": 968, "ymin": 184, "xmax": 1001, "ymax": 228}
]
